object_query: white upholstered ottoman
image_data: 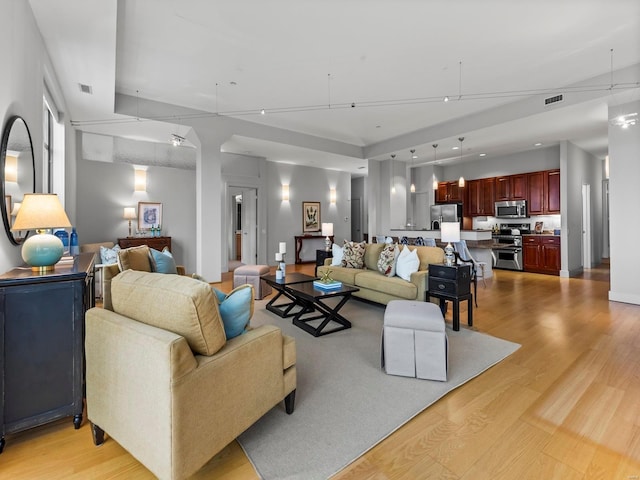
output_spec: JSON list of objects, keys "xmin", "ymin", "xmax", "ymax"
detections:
[
  {"xmin": 381, "ymin": 300, "xmax": 448, "ymax": 381},
  {"xmin": 233, "ymin": 265, "xmax": 272, "ymax": 299}
]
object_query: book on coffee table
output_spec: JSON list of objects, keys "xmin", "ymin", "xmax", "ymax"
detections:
[{"xmin": 313, "ymin": 280, "xmax": 343, "ymax": 290}]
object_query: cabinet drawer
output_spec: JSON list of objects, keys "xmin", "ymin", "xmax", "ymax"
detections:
[
  {"xmin": 429, "ymin": 278, "xmax": 459, "ymax": 295},
  {"xmin": 429, "ymin": 265, "xmax": 458, "ymax": 280},
  {"xmin": 543, "ymin": 237, "xmax": 560, "ymax": 245},
  {"xmin": 523, "ymin": 236, "xmax": 540, "ymax": 245}
]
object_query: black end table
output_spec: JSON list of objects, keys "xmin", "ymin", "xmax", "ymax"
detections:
[
  {"xmin": 426, "ymin": 263, "xmax": 473, "ymax": 331},
  {"xmin": 315, "ymin": 249, "xmax": 333, "ymax": 275}
]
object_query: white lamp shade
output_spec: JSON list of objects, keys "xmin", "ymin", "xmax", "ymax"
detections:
[
  {"xmin": 321, "ymin": 223, "xmax": 334, "ymax": 236},
  {"xmin": 440, "ymin": 222, "xmax": 460, "ymax": 243},
  {"xmin": 123, "ymin": 207, "xmax": 137, "ymax": 219},
  {"xmin": 279, "ymin": 242, "xmax": 287, "ymax": 254},
  {"xmin": 11, "ymin": 193, "xmax": 72, "ymax": 231}
]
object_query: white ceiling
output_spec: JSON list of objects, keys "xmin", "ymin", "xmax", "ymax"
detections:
[{"xmin": 29, "ymin": 0, "xmax": 640, "ymax": 174}]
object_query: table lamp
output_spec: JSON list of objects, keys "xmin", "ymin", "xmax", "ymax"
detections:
[
  {"xmin": 440, "ymin": 222, "xmax": 460, "ymax": 266},
  {"xmin": 321, "ymin": 222, "xmax": 333, "ymax": 251},
  {"xmin": 123, "ymin": 207, "xmax": 137, "ymax": 237},
  {"xmin": 11, "ymin": 193, "xmax": 72, "ymax": 272}
]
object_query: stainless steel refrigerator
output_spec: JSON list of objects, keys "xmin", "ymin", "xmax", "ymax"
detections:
[{"xmin": 430, "ymin": 203, "xmax": 462, "ymax": 229}]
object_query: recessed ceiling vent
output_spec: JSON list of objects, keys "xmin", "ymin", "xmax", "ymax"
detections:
[
  {"xmin": 544, "ymin": 94, "xmax": 563, "ymax": 106},
  {"xmin": 79, "ymin": 83, "xmax": 93, "ymax": 95}
]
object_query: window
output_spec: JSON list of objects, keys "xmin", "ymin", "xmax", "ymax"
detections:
[{"xmin": 43, "ymin": 94, "xmax": 65, "ymax": 202}]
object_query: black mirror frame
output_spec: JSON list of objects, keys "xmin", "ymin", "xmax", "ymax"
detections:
[{"xmin": 0, "ymin": 115, "xmax": 36, "ymax": 246}]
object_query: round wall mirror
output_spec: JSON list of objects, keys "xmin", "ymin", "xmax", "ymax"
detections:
[{"xmin": 0, "ymin": 116, "xmax": 36, "ymax": 245}]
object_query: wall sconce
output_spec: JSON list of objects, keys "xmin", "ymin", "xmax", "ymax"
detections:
[
  {"xmin": 134, "ymin": 168, "xmax": 147, "ymax": 192},
  {"xmin": 330, "ymin": 188, "xmax": 336, "ymax": 204},
  {"xmin": 282, "ymin": 184, "xmax": 289, "ymax": 201},
  {"xmin": 605, "ymin": 155, "xmax": 609, "ymax": 179},
  {"xmin": 5, "ymin": 155, "xmax": 18, "ymax": 183}
]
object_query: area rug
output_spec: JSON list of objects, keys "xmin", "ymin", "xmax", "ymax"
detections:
[{"xmin": 238, "ymin": 300, "xmax": 520, "ymax": 480}]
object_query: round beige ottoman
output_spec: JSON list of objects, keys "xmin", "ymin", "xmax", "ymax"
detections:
[{"xmin": 233, "ymin": 264, "xmax": 272, "ymax": 299}]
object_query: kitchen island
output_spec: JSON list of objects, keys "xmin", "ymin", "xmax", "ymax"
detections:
[{"xmin": 387, "ymin": 229, "xmax": 494, "ymax": 278}]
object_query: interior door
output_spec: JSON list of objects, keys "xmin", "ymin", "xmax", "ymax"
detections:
[
  {"xmin": 582, "ymin": 184, "xmax": 592, "ymax": 269},
  {"xmin": 241, "ymin": 188, "xmax": 257, "ymax": 264}
]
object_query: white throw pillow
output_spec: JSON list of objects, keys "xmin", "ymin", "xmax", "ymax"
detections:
[
  {"xmin": 395, "ymin": 246, "xmax": 420, "ymax": 281},
  {"xmin": 331, "ymin": 243, "xmax": 343, "ymax": 266}
]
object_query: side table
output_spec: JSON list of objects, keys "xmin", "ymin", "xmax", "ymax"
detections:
[
  {"xmin": 315, "ymin": 249, "xmax": 333, "ymax": 275},
  {"xmin": 426, "ymin": 263, "xmax": 473, "ymax": 331}
]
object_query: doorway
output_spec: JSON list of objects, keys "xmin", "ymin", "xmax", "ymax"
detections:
[
  {"xmin": 351, "ymin": 197, "xmax": 362, "ymax": 242},
  {"xmin": 228, "ymin": 187, "xmax": 258, "ymax": 268}
]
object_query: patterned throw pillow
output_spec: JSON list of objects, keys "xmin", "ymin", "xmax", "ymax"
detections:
[
  {"xmin": 377, "ymin": 243, "xmax": 399, "ymax": 277},
  {"xmin": 341, "ymin": 240, "xmax": 366, "ymax": 269},
  {"xmin": 99, "ymin": 244, "xmax": 120, "ymax": 264}
]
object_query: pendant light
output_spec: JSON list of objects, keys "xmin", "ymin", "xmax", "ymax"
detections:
[
  {"xmin": 432, "ymin": 144, "xmax": 439, "ymax": 190},
  {"xmin": 458, "ymin": 137, "xmax": 465, "ymax": 187},
  {"xmin": 390, "ymin": 154, "xmax": 396, "ymax": 194},
  {"xmin": 409, "ymin": 149, "xmax": 416, "ymax": 193}
]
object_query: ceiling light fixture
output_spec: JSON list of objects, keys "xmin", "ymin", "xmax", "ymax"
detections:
[
  {"xmin": 479, "ymin": 153, "xmax": 487, "ymax": 157},
  {"xmin": 260, "ymin": 109, "xmax": 266, "ymax": 115},
  {"xmin": 409, "ymin": 149, "xmax": 416, "ymax": 193},
  {"xmin": 610, "ymin": 112, "xmax": 638, "ymax": 129},
  {"xmin": 170, "ymin": 134, "xmax": 184, "ymax": 146},
  {"xmin": 458, "ymin": 137, "xmax": 465, "ymax": 187},
  {"xmin": 534, "ymin": 142, "xmax": 543, "ymax": 147}
]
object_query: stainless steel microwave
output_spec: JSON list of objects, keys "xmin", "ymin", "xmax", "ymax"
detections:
[{"xmin": 495, "ymin": 200, "xmax": 527, "ymax": 218}]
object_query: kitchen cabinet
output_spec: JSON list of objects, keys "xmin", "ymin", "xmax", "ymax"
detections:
[
  {"xmin": 523, "ymin": 235, "xmax": 560, "ymax": 275},
  {"xmin": 436, "ymin": 181, "xmax": 463, "ymax": 203},
  {"xmin": 467, "ymin": 178, "xmax": 495, "ymax": 216},
  {"xmin": 527, "ymin": 169, "xmax": 560, "ymax": 215},
  {"xmin": 495, "ymin": 174, "xmax": 527, "ymax": 201},
  {"xmin": 0, "ymin": 253, "xmax": 95, "ymax": 452}
]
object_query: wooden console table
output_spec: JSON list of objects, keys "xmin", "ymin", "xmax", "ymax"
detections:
[
  {"xmin": 118, "ymin": 236, "xmax": 172, "ymax": 252},
  {"xmin": 294, "ymin": 235, "xmax": 333, "ymax": 264}
]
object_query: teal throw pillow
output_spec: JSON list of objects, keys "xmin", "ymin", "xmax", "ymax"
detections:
[
  {"xmin": 150, "ymin": 247, "xmax": 178, "ymax": 274},
  {"xmin": 212, "ymin": 285, "xmax": 254, "ymax": 339}
]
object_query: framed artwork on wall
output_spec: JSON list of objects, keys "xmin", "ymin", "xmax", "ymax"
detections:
[
  {"xmin": 138, "ymin": 202, "xmax": 163, "ymax": 230},
  {"xmin": 302, "ymin": 201, "xmax": 321, "ymax": 232}
]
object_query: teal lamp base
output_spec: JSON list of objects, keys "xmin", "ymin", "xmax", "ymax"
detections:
[{"xmin": 21, "ymin": 232, "xmax": 65, "ymax": 272}]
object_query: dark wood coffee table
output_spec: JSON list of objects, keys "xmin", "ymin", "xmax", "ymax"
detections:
[
  {"xmin": 262, "ymin": 273, "xmax": 317, "ymax": 318},
  {"xmin": 286, "ymin": 282, "xmax": 359, "ymax": 337}
]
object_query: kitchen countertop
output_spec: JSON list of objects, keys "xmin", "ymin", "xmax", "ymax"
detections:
[{"xmin": 388, "ymin": 229, "xmax": 493, "ymax": 242}]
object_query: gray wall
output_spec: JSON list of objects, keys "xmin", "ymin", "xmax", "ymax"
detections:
[
  {"xmin": 267, "ymin": 161, "xmax": 351, "ymax": 264},
  {"xmin": 76, "ymin": 157, "xmax": 197, "ymax": 273}
]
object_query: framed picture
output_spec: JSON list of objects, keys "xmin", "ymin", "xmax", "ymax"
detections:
[
  {"xmin": 302, "ymin": 201, "xmax": 321, "ymax": 232},
  {"xmin": 535, "ymin": 221, "xmax": 543, "ymax": 233},
  {"xmin": 138, "ymin": 202, "xmax": 163, "ymax": 230}
]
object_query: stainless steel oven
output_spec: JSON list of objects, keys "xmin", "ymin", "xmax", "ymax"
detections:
[{"xmin": 491, "ymin": 223, "xmax": 530, "ymax": 271}]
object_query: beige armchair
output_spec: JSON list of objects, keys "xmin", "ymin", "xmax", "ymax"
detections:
[{"xmin": 85, "ymin": 270, "xmax": 296, "ymax": 480}]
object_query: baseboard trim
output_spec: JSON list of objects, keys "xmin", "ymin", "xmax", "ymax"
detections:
[{"xmin": 609, "ymin": 291, "xmax": 640, "ymax": 306}]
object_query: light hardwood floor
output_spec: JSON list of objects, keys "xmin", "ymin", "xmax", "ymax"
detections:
[{"xmin": 2, "ymin": 261, "xmax": 639, "ymax": 480}]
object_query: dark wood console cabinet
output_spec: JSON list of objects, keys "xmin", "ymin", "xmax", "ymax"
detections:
[
  {"xmin": 0, "ymin": 253, "xmax": 95, "ymax": 452},
  {"xmin": 118, "ymin": 236, "xmax": 172, "ymax": 252}
]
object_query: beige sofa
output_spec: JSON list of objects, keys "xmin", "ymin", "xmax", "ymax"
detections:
[
  {"xmin": 85, "ymin": 270, "xmax": 296, "ymax": 480},
  {"xmin": 317, "ymin": 243, "xmax": 445, "ymax": 305}
]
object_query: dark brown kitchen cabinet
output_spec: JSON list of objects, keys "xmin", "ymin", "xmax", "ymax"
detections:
[
  {"xmin": 436, "ymin": 181, "xmax": 463, "ymax": 203},
  {"xmin": 523, "ymin": 235, "xmax": 560, "ymax": 275},
  {"xmin": 467, "ymin": 178, "xmax": 495, "ymax": 216},
  {"xmin": 495, "ymin": 174, "xmax": 527, "ymax": 201},
  {"xmin": 527, "ymin": 169, "xmax": 560, "ymax": 215},
  {"xmin": 0, "ymin": 253, "xmax": 95, "ymax": 452}
]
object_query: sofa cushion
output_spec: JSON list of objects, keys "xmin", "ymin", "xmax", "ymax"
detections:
[
  {"xmin": 150, "ymin": 247, "xmax": 178, "ymax": 274},
  {"xmin": 117, "ymin": 245, "xmax": 152, "ymax": 272},
  {"xmin": 363, "ymin": 243, "xmax": 385, "ymax": 270},
  {"xmin": 317, "ymin": 265, "xmax": 362, "ymax": 285},
  {"xmin": 377, "ymin": 243, "xmax": 399, "ymax": 277},
  {"xmin": 409, "ymin": 245, "xmax": 445, "ymax": 271},
  {"xmin": 111, "ymin": 270, "xmax": 226, "ymax": 356},
  {"xmin": 212, "ymin": 284, "xmax": 254, "ymax": 339},
  {"xmin": 354, "ymin": 270, "xmax": 418, "ymax": 300},
  {"xmin": 341, "ymin": 240, "xmax": 366, "ymax": 269},
  {"xmin": 396, "ymin": 246, "xmax": 420, "ymax": 281}
]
